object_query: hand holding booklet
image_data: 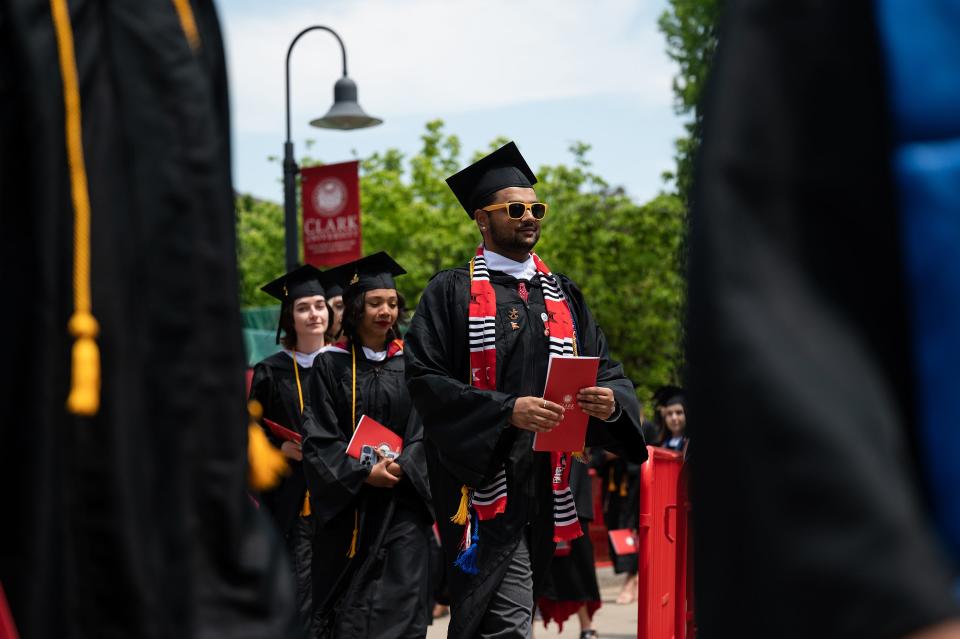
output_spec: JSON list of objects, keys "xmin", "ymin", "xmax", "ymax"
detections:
[
  {"xmin": 346, "ymin": 415, "xmax": 403, "ymax": 469},
  {"xmin": 532, "ymin": 355, "xmax": 600, "ymax": 452},
  {"xmin": 263, "ymin": 417, "xmax": 302, "ymax": 445}
]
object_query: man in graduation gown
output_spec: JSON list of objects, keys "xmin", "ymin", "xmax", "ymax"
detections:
[
  {"xmin": 686, "ymin": 1, "xmax": 960, "ymax": 637},
  {"xmin": 0, "ymin": 1, "xmax": 295, "ymax": 636},
  {"xmin": 404, "ymin": 142, "xmax": 647, "ymax": 637}
]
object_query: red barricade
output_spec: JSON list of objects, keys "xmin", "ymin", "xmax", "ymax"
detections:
[{"xmin": 637, "ymin": 445, "xmax": 694, "ymax": 639}]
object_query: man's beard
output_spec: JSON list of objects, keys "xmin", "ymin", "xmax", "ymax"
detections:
[{"xmin": 489, "ymin": 220, "xmax": 539, "ymax": 253}]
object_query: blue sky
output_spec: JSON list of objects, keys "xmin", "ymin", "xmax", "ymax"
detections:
[{"xmin": 218, "ymin": 0, "xmax": 685, "ymax": 205}]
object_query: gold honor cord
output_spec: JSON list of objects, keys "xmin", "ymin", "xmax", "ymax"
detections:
[
  {"xmin": 348, "ymin": 343, "xmax": 359, "ymax": 558},
  {"xmin": 293, "ymin": 350, "xmax": 305, "ymax": 413},
  {"xmin": 50, "ymin": 0, "xmax": 100, "ymax": 417},
  {"xmin": 293, "ymin": 351, "xmax": 311, "ymax": 517},
  {"xmin": 452, "ymin": 258, "xmax": 478, "ymax": 526},
  {"xmin": 171, "ymin": 0, "xmax": 200, "ymax": 51}
]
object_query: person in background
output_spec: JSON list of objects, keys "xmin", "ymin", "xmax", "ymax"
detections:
[
  {"xmin": 324, "ymin": 277, "xmax": 346, "ymax": 345},
  {"xmin": 537, "ymin": 458, "xmax": 603, "ymax": 639},
  {"xmin": 601, "ymin": 400, "xmax": 655, "ymax": 606},
  {"xmin": 602, "ymin": 451, "xmax": 640, "ymax": 605},
  {"xmin": 249, "ymin": 264, "xmax": 330, "ymax": 631},
  {"xmin": 302, "ymin": 252, "xmax": 433, "ymax": 638},
  {"xmin": 652, "ymin": 386, "xmax": 687, "ymax": 453}
]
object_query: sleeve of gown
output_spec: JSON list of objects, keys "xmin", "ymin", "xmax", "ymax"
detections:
[
  {"xmin": 396, "ymin": 405, "xmax": 433, "ymax": 515},
  {"xmin": 248, "ymin": 363, "xmax": 282, "ymax": 447},
  {"xmin": 404, "ymin": 271, "xmax": 517, "ymax": 487},
  {"xmin": 300, "ymin": 355, "xmax": 371, "ymax": 526},
  {"xmin": 562, "ymin": 277, "xmax": 647, "ymax": 463}
]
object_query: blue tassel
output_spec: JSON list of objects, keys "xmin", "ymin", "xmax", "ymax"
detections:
[{"xmin": 454, "ymin": 512, "xmax": 481, "ymax": 575}]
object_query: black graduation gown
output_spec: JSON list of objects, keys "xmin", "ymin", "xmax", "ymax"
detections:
[
  {"xmin": 538, "ymin": 461, "xmax": 601, "ymax": 623},
  {"xmin": 0, "ymin": 1, "xmax": 296, "ymax": 636},
  {"xmin": 404, "ymin": 266, "xmax": 646, "ymax": 637},
  {"xmin": 595, "ymin": 455, "xmax": 640, "ymax": 575},
  {"xmin": 250, "ymin": 352, "xmax": 313, "ymax": 535},
  {"xmin": 686, "ymin": 1, "xmax": 960, "ymax": 637},
  {"xmin": 301, "ymin": 344, "xmax": 433, "ymax": 638},
  {"xmin": 249, "ymin": 351, "xmax": 317, "ymax": 629}
]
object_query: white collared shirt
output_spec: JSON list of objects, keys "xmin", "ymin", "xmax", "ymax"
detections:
[
  {"xmin": 362, "ymin": 347, "xmax": 388, "ymax": 362},
  {"xmin": 483, "ymin": 247, "xmax": 537, "ymax": 281}
]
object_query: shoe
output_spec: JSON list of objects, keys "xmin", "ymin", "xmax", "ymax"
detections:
[{"xmin": 580, "ymin": 631, "xmax": 599, "ymax": 639}]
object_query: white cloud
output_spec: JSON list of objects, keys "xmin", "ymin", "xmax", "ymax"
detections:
[{"xmin": 221, "ymin": 0, "xmax": 675, "ymax": 135}]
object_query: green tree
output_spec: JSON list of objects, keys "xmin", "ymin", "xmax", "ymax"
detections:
[
  {"xmin": 534, "ymin": 145, "xmax": 685, "ymax": 401},
  {"xmin": 235, "ymin": 193, "xmax": 284, "ymax": 307},
  {"xmin": 360, "ymin": 120, "xmax": 477, "ymax": 305},
  {"xmin": 658, "ymin": 0, "xmax": 722, "ymax": 204},
  {"xmin": 235, "ymin": 121, "xmax": 686, "ymax": 402}
]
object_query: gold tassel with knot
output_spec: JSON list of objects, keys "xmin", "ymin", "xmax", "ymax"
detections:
[
  {"xmin": 450, "ymin": 485, "xmax": 470, "ymax": 525},
  {"xmin": 51, "ymin": 0, "xmax": 101, "ymax": 417},
  {"xmin": 247, "ymin": 400, "xmax": 288, "ymax": 491},
  {"xmin": 67, "ymin": 312, "xmax": 100, "ymax": 416},
  {"xmin": 571, "ymin": 450, "xmax": 587, "ymax": 463},
  {"xmin": 619, "ymin": 475, "xmax": 629, "ymax": 498},
  {"xmin": 608, "ymin": 468, "xmax": 616, "ymax": 492}
]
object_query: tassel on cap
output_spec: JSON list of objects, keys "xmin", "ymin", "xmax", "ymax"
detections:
[
  {"xmin": 66, "ymin": 312, "xmax": 100, "ymax": 416},
  {"xmin": 619, "ymin": 475, "xmax": 629, "ymax": 498},
  {"xmin": 247, "ymin": 400, "xmax": 288, "ymax": 490},
  {"xmin": 572, "ymin": 450, "xmax": 587, "ymax": 463},
  {"xmin": 607, "ymin": 468, "xmax": 616, "ymax": 492}
]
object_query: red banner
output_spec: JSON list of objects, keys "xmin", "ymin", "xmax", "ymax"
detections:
[{"xmin": 301, "ymin": 160, "xmax": 361, "ymax": 266}]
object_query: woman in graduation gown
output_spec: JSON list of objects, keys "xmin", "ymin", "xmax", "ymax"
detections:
[
  {"xmin": 248, "ymin": 264, "xmax": 331, "ymax": 631},
  {"xmin": 301, "ymin": 252, "xmax": 434, "ymax": 639}
]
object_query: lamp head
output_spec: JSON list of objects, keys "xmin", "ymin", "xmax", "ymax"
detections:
[{"xmin": 309, "ymin": 76, "xmax": 383, "ymax": 130}]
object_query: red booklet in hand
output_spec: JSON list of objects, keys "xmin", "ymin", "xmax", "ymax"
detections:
[
  {"xmin": 346, "ymin": 415, "xmax": 403, "ymax": 468},
  {"xmin": 608, "ymin": 528, "xmax": 639, "ymax": 555},
  {"xmin": 532, "ymin": 355, "xmax": 600, "ymax": 452},
  {"xmin": 263, "ymin": 417, "xmax": 302, "ymax": 445}
]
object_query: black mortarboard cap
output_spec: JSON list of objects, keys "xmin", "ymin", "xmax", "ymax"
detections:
[
  {"xmin": 445, "ymin": 141, "xmax": 537, "ymax": 218},
  {"xmin": 260, "ymin": 264, "xmax": 327, "ymax": 303},
  {"xmin": 325, "ymin": 251, "xmax": 406, "ymax": 298},
  {"xmin": 260, "ymin": 264, "xmax": 328, "ymax": 344},
  {"xmin": 652, "ymin": 385, "xmax": 686, "ymax": 408}
]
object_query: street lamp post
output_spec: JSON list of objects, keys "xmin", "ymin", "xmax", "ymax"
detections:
[{"xmin": 283, "ymin": 26, "xmax": 382, "ymax": 272}]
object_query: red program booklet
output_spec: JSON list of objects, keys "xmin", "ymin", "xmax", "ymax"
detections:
[
  {"xmin": 263, "ymin": 417, "xmax": 303, "ymax": 445},
  {"xmin": 345, "ymin": 415, "xmax": 403, "ymax": 467},
  {"xmin": 608, "ymin": 528, "xmax": 639, "ymax": 555},
  {"xmin": 532, "ymin": 355, "xmax": 600, "ymax": 452}
]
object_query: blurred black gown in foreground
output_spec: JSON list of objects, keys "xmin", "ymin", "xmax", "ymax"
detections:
[
  {"xmin": 687, "ymin": 1, "xmax": 959, "ymax": 637},
  {"xmin": 0, "ymin": 1, "xmax": 295, "ymax": 636}
]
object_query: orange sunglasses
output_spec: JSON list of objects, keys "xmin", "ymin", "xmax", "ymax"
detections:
[{"xmin": 479, "ymin": 201, "xmax": 549, "ymax": 220}]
